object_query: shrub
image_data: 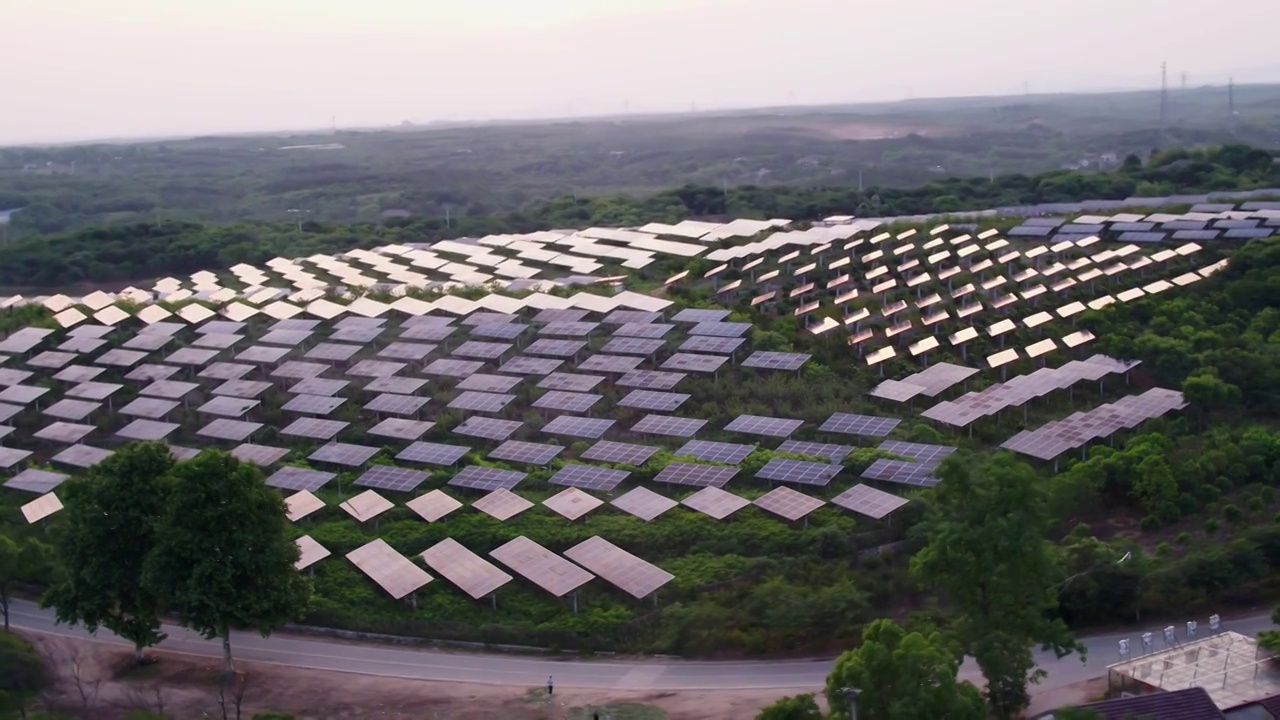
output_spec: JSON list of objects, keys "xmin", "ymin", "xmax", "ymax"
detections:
[
  {"xmin": 1224, "ymin": 505, "xmax": 1244, "ymax": 523},
  {"xmin": 1206, "ymin": 518, "xmax": 1221, "ymax": 533}
]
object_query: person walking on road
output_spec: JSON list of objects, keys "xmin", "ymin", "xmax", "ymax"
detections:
[{"xmin": 547, "ymin": 675, "xmax": 554, "ymax": 696}]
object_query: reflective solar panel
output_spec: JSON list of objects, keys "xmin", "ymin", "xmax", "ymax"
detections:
[
  {"xmin": 456, "ymin": 373, "xmax": 523, "ymax": 393},
  {"xmin": 631, "ymin": 414, "xmax": 707, "ymax": 438},
  {"xmin": 488, "ymin": 440, "xmax": 564, "ymax": 465},
  {"xmin": 399, "ymin": 324, "xmax": 458, "ymax": 342},
  {"xmin": 330, "ymin": 326, "xmax": 384, "ymax": 344},
  {"xmin": 115, "ymin": 419, "xmax": 180, "ymax": 443},
  {"xmin": 679, "ymin": 336, "xmax": 745, "ymax": 354},
  {"xmin": 541, "ymin": 415, "xmax": 615, "ymax": 439},
  {"xmin": 271, "ymin": 361, "xmax": 329, "ymax": 380},
  {"xmin": 309, "ymin": 442, "xmax": 380, "ymax": 467},
  {"xmin": 820, "ymin": 413, "xmax": 901, "ymax": 437},
  {"xmin": 753, "ymin": 486, "xmax": 825, "ymax": 521},
  {"xmin": 580, "ymin": 440, "xmax": 659, "ymax": 465},
  {"xmin": 601, "ymin": 337, "xmax": 666, "ymax": 356},
  {"xmin": 35, "ymin": 421, "xmax": 95, "ymax": 444},
  {"xmin": 52, "ymin": 444, "xmax": 114, "ymax": 469},
  {"xmin": 230, "ymin": 443, "xmax": 290, "ymax": 467},
  {"xmin": 288, "ymin": 377, "xmax": 349, "ymax": 397},
  {"xmin": 280, "ymin": 417, "xmax": 348, "ymax": 440},
  {"xmin": 454, "ymin": 416, "xmax": 523, "ymax": 441},
  {"xmin": 676, "ymin": 439, "xmax": 754, "ymax": 465},
  {"xmin": 689, "ymin": 321, "xmax": 751, "ymax": 337},
  {"xmin": 671, "ymin": 308, "xmax": 729, "ymax": 323},
  {"xmin": 469, "ymin": 323, "xmax": 529, "ymax": 340},
  {"xmin": 423, "ymin": 357, "xmax": 485, "ymax": 377},
  {"xmin": 367, "ymin": 417, "xmax": 435, "ymax": 441},
  {"xmin": 831, "ymin": 483, "xmax": 910, "ymax": 519},
  {"xmin": 548, "ymin": 464, "xmax": 631, "ymax": 491},
  {"xmin": 121, "ymin": 334, "xmax": 173, "ymax": 352},
  {"xmin": 347, "ymin": 359, "xmax": 406, "ymax": 377},
  {"xmin": 119, "ymin": 396, "xmax": 180, "ymax": 420},
  {"xmin": 449, "ymin": 391, "xmax": 515, "ymax": 413},
  {"xmin": 378, "ymin": 342, "xmax": 436, "ymax": 361},
  {"xmin": 4, "ymin": 468, "xmax": 69, "ymax": 494},
  {"xmin": 724, "ymin": 414, "xmax": 803, "ymax": 438},
  {"xmin": 614, "ymin": 322, "xmax": 673, "ymax": 339},
  {"xmin": 396, "ymin": 441, "xmax": 470, "ymax": 465},
  {"xmin": 363, "ymin": 376, "xmax": 428, "ymax": 394},
  {"xmin": 538, "ymin": 321, "xmax": 598, "ymax": 337},
  {"xmin": 259, "ymin": 329, "xmax": 314, "ymax": 346},
  {"xmin": 776, "ymin": 439, "xmax": 853, "ymax": 463},
  {"xmin": 533, "ymin": 390, "xmax": 601, "ymax": 413},
  {"xmin": 616, "ymin": 370, "xmax": 686, "ymax": 391},
  {"xmin": 305, "ymin": 343, "xmax": 362, "ymax": 362},
  {"xmin": 877, "ymin": 440, "xmax": 957, "ymax": 466},
  {"xmin": 654, "ymin": 462, "xmax": 738, "ymax": 488},
  {"xmin": 619, "ymin": 390, "xmax": 689, "ymax": 412},
  {"xmin": 453, "ymin": 340, "xmax": 513, "ymax": 360},
  {"xmin": 355, "ymin": 464, "xmax": 431, "ymax": 492},
  {"xmin": 197, "ymin": 418, "xmax": 263, "ymax": 442},
  {"xmin": 364, "ymin": 393, "xmax": 429, "ymax": 415},
  {"xmin": 602, "ymin": 310, "xmax": 663, "ymax": 325},
  {"xmin": 282, "ymin": 393, "xmax": 346, "ymax": 415},
  {"xmin": 533, "ymin": 308, "xmax": 591, "ymax": 323},
  {"xmin": 756, "ymin": 458, "xmax": 841, "ymax": 486},
  {"xmin": 449, "ymin": 465, "xmax": 527, "ymax": 491}
]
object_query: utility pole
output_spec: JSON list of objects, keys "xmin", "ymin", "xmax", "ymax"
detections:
[
  {"xmin": 1180, "ymin": 72, "xmax": 1187, "ymax": 91},
  {"xmin": 1159, "ymin": 61, "xmax": 1168, "ymax": 130},
  {"xmin": 445, "ymin": 205, "xmax": 451, "ymax": 229},
  {"xmin": 857, "ymin": 169, "xmax": 864, "ymax": 192}
]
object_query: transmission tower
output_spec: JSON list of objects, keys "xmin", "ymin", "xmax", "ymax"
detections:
[
  {"xmin": 1229, "ymin": 78, "xmax": 1237, "ymax": 135},
  {"xmin": 1159, "ymin": 61, "xmax": 1168, "ymax": 129}
]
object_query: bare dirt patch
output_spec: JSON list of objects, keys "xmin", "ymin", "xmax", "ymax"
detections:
[{"xmin": 22, "ymin": 632, "xmax": 802, "ymax": 720}]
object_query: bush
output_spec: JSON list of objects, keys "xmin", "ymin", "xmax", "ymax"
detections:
[
  {"xmin": 1176, "ymin": 532, "xmax": 1192, "ymax": 546},
  {"xmin": 1224, "ymin": 505, "xmax": 1244, "ymax": 523},
  {"xmin": 0, "ymin": 632, "xmax": 51, "ymax": 718},
  {"xmin": 757, "ymin": 694, "xmax": 823, "ymax": 720},
  {"xmin": 1206, "ymin": 518, "xmax": 1222, "ymax": 533},
  {"xmin": 1249, "ymin": 497, "xmax": 1266, "ymax": 513},
  {"xmin": 1139, "ymin": 515, "xmax": 1160, "ymax": 532}
]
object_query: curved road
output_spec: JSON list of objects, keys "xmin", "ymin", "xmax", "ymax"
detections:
[{"xmin": 8, "ymin": 599, "xmax": 1275, "ymax": 692}]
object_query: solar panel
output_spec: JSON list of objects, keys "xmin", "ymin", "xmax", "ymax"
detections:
[
  {"xmin": 631, "ymin": 414, "xmax": 706, "ymax": 437},
  {"xmin": 396, "ymin": 441, "xmax": 469, "ymax": 465},
  {"xmin": 679, "ymin": 336, "xmax": 745, "ymax": 354},
  {"xmin": 44, "ymin": 399, "xmax": 102, "ymax": 422},
  {"xmin": 0, "ymin": 369, "xmax": 34, "ymax": 387},
  {"xmin": 4, "ymin": 468, "xmax": 69, "ymax": 494},
  {"xmin": 877, "ymin": 440, "xmax": 957, "ymax": 466},
  {"xmin": 661, "ymin": 353, "xmax": 727, "ymax": 373},
  {"xmin": 616, "ymin": 370, "xmax": 686, "ymax": 391},
  {"xmin": 270, "ymin": 361, "xmax": 329, "ymax": 380},
  {"xmin": 346, "ymin": 539, "xmax": 431, "ymax": 600},
  {"xmin": 453, "ymin": 341, "xmax": 514, "ymax": 361},
  {"xmin": 0, "ymin": 403, "xmax": 22, "ymax": 424},
  {"xmin": 688, "ymin": 321, "xmax": 750, "ymax": 338},
  {"xmin": 741, "ymin": 351, "xmax": 811, "ymax": 371},
  {"xmin": 450, "ymin": 374, "xmax": 517, "ymax": 394},
  {"xmin": 524, "ymin": 339, "xmax": 587, "ymax": 358},
  {"xmin": 577, "ymin": 354, "xmax": 642, "ymax": 373},
  {"xmin": 405, "ymin": 489, "xmax": 463, "ymax": 523},
  {"xmin": 363, "ymin": 376, "xmax": 428, "ymax": 394},
  {"xmin": 359, "ymin": 393, "xmax": 426, "ymax": 416},
  {"xmin": 230, "ymin": 443, "xmax": 291, "ymax": 467},
  {"xmin": 653, "ymin": 462, "xmax": 738, "ymax": 488},
  {"xmin": 197, "ymin": 396, "xmax": 258, "ymax": 418},
  {"xmin": 305, "ymin": 343, "xmax": 362, "ymax": 362},
  {"xmin": 681, "ymin": 486, "xmax": 751, "ymax": 519},
  {"xmin": 66, "ymin": 381, "xmax": 123, "ymax": 401},
  {"xmin": 330, "ymin": 326, "xmax": 384, "ymax": 344},
  {"xmin": 614, "ymin": 323, "xmax": 673, "ymax": 339},
  {"xmin": 164, "ymin": 348, "xmax": 220, "ymax": 367},
  {"xmin": 420, "ymin": 538, "xmax": 513, "ymax": 599},
  {"xmin": 776, "ymin": 439, "xmax": 853, "ymax": 462},
  {"xmin": 35, "ymin": 421, "xmax": 95, "ymax": 444},
  {"xmin": 469, "ymin": 322, "xmax": 529, "ymax": 341},
  {"xmin": 860, "ymin": 459, "xmax": 942, "ymax": 487},
  {"xmin": 213, "ymin": 379, "xmax": 273, "ymax": 399},
  {"xmin": 580, "ymin": 440, "xmax": 659, "ymax": 465},
  {"xmin": 756, "ymin": 458, "xmax": 841, "ymax": 486},
  {"xmin": 29, "ymin": 351, "xmax": 77, "ymax": 370},
  {"xmin": 600, "ymin": 337, "xmax": 666, "ymax": 356},
  {"xmin": 538, "ymin": 321, "xmax": 598, "ymax": 337},
  {"xmin": 461, "ymin": 312, "xmax": 517, "ymax": 326},
  {"xmin": 602, "ymin": 310, "xmax": 662, "ymax": 325},
  {"xmin": 259, "ymin": 329, "xmax": 314, "ymax": 346},
  {"xmin": 367, "ymin": 417, "xmax": 435, "ymax": 441},
  {"xmin": 817, "ymin": 413, "xmax": 899, "ymax": 438},
  {"xmin": 52, "ymin": 444, "xmax": 114, "ymax": 469},
  {"xmin": 831, "ymin": 484, "xmax": 909, "ymax": 519},
  {"xmin": 449, "ymin": 466, "xmax": 527, "ymax": 491},
  {"xmin": 355, "ymin": 464, "xmax": 431, "ymax": 492},
  {"xmin": 490, "ymin": 536, "xmax": 593, "ymax": 597},
  {"xmin": 120, "ymin": 334, "xmax": 172, "ymax": 352},
  {"xmin": 348, "ymin": 359, "xmax": 406, "ymax": 378},
  {"xmin": 533, "ymin": 390, "xmax": 602, "ymax": 413},
  {"xmin": 192, "ymin": 333, "xmax": 243, "ymax": 351},
  {"xmin": 420, "ymin": 358, "xmax": 482, "ymax": 377},
  {"xmin": 449, "ymin": 391, "xmax": 515, "ymax": 413},
  {"xmin": 753, "ymin": 486, "xmax": 825, "ymax": 521},
  {"xmin": 0, "ymin": 385, "xmax": 48, "ymax": 405},
  {"xmin": 672, "ymin": 440, "xmax": 751, "ymax": 465},
  {"xmin": 288, "ymin": 377, "xmax": 349, "ymax": 397},
  {"xmin": 497, "ymin": 356, "xmax": 562, "ymax": 375},
  {"xmin": 57, "ymin": 336, "xmax": 107, "ymax": 354},
  {"xmin": 269, "ymin": 318, "xmax": 321, "ymax": 332},
  {"xmin": 724, "ymin": 414, "xmax": 803, "ymax": 438},
  {"xmin": 537, "ymin": 373, "xmax": 604, "ymax": 393},
  {"xmin": 541, "ymin": 415, "xmax": 615, "ymax": 439},
  {"xmin": 488, "ymin": 440, "xmax": 564, "ymax": 465},
  {"xmin": 377, "ymin": 342, "xmax": 436, "ymax": 361},
  {"xmin": 197, "ymin": 362, "xmax": 255, "ymax": 382},
  {"xmin": 309, "ymin": 442, "xmax": 380, "ymax": 467},
  {"xmin": 548, "ymin": 464, "xmax": 631, "ymax": 491},
  {"xmin": 280, "ymin": 417, "xmax": 348, "ymax": 441},
  {"xmin": 196, "ymin": 418, "xmax": 263, "ymax": 442},
  {"xmin": 533, "ymin": 308, "xmax": 591, "ymax": 323},
  {"xmin": 564, "ymin": 536, "xmax": 673, "ymax": 599},
  {"xmin": 619, "ymin": 390, "xmax": 690, "ymax": 412},
  {"xmin": 454, "ymin": 416, "xmax": 523, "ymax": 441},
  {"xmin": 399, "ymin": 324, "xmax": 459, "ymax": 342},
  {"xmin": 671, "ymin": 308, "xmax": 729, "ymax": 323}
]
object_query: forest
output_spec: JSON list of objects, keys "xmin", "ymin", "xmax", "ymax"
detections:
[
  {"xmin": 2, "ymin": 83, "xmax": 1277, "ymax": 238},
  {"xmin": 0, "ymin": 143, "xmax": 1276, "ymax": 290}
]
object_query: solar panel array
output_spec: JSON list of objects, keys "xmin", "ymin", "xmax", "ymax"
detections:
[{"xmin": 1001, "ymin": 387, "xmax": 1187, "ymax": 460}]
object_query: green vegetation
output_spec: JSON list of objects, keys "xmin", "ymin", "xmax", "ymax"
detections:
[
  {"xmin": 42, "ymin": 446, "xmax": 311, "ymax": 674},
  {"xmin": 823, "ymin": 619, "xmax": 984, "ymax": 720},
  {"xmin": 0, "ymin": 632, "xmax": 49, "ymax": 719},
  {"xmin": 0, "ymin": 538, "xmax": 49, "ymax": 632},
  {"xmin": 756, "ymin": 694, "xmax": 823, "ymax": 720},
  {"xmin": 1, "ymin": 143, "xmax": 1278, "ymax": 289}
]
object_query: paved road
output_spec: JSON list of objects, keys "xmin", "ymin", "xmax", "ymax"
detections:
[{"xmin": 8, "ymin": 599, "xmax": 1274, "ymax": 692}]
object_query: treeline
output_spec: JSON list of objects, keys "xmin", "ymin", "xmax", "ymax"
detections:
[{"xmin": 1, "ymin": 144, "xmax": 1277, "ymax": 288}]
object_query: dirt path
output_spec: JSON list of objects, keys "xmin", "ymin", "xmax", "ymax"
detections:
[{"xmin": 24, "ymin": 632, "xmax": 803, "ymax": 720}]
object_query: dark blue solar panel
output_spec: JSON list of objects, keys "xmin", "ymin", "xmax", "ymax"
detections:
[{"xmin": 1119, "ymin": 231, "xmax": 1168, "ymax": 243}]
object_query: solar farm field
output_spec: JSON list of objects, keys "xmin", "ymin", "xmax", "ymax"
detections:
[{"xmin": 2, "ymin": 203, "xmax": 1261, "ymax": 655}]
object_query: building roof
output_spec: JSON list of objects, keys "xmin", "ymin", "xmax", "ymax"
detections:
[{"xmin": 1076, "ymin": 687, "xmax": 1224, "ymax": 720}]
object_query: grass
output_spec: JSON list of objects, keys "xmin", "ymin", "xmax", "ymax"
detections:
[{"xmin": 568, "ymin": 705, "xmax": 667, "ymax": 720}]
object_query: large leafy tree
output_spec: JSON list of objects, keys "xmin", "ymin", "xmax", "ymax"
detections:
[
  {"xmin": 42, "ymin": 442, "xmax": 175, "ymax": 661},
  {"xmin": 824, "ymin": 619, "xmax": 985, "ymax": 720},
  {"xmin": 0, "ymin": 537, "xmax": 51, "ymax": 632},
  {"xmin": 911, "ymin": 454, "xmax": 1084, "ymax": 719},
  {"xmin": 144, "ymin": 451, "xmax": 311, "ymax": 674}
]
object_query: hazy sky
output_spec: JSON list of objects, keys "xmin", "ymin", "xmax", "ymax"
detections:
[{"xmin": 5, "ymin": 0, "xmax": 1277, "ymax": 144}]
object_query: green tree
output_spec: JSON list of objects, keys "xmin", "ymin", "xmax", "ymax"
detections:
[
  {"xmin": 144, "ymin": 451, "xmax": 311, "ymax": 674},
  {"xmin": 42, "ymin": 442, "xmax": 175, "ymax": 661},
  {"xmin": 911, "ymin": 455, "xmax": 1083, "ymax": 719},
  {"xmin": 0, "ymin": 631, "xmax": 51, "ymax": 719},
  {"xmin": 757, "ymin": 693, "xmax": 823, "ymax": 720},
  {"xmin": 0, "ymin": 538, "xmax": 52, "ymax": 632},
  {"xmin": 824, "ymin": 619, "xmax": 985, "ymax": 720}
]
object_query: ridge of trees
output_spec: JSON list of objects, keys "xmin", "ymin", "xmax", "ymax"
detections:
[{"xmin": 1, "ymin": 144, "xmax": 1276, "ymax": 288}]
